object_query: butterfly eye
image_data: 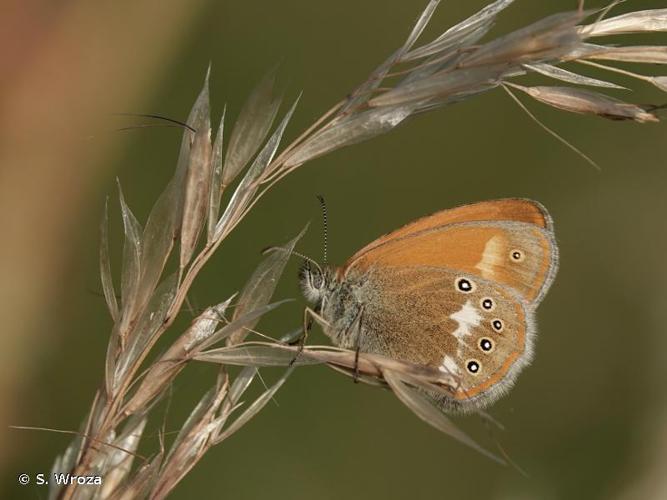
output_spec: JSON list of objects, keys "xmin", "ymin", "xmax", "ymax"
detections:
[
  {"xmin": 480, "ymin": 297, "xmax": 495, "ymax": 311},
  {"xmin": 491, "ymin": 319, "xmax": 504, "ymax": 332},
  {"xmin": 466, "ymin": 360, "xmax": 481, "ymax": 374},
  {"xmin": 479, "ymin": 337, "xmax": 494, "ymax": 352},
  {"xmin": 455, "ymin": 277, "xmax": 476, "ymax": 293},
  {"xmin": 510, "ymin": 249, "xmax": 525, "ymax": 262},
  {"xmin": 311, "ymin": 272, "xmax": 323, "ymax": 289}
]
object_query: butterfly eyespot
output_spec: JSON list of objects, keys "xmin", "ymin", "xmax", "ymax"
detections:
[
  {"xmin": 479, "ymin": 337, "xmax": 494, "ymax": 353},
  {"xmin": 491, "ymin": 319, "xmax": 504, "ymax": 332},
  {"xmin": 466, "ymin": 360, "xmax": 481, "ymax": 374},
  {"xmin": 455, "ymin": 277, "xmax": 476, "ymax": 293},
  {"xmin": 510, "ymin": 249, "xmax": 525, "ymax": 262},
  {"xmin": 480, "ymin": 297, "xmax": 495, "ymax": 311}
]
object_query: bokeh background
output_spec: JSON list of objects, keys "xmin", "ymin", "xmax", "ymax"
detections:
[{"xmin": 2, "ymin": 0, "xmax": 667, "ymax": 499}]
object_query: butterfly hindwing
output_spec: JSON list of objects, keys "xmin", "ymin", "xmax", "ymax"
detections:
[{"xmin": 353, "ymin": 266, "xmax": 532, "ymax": 411}]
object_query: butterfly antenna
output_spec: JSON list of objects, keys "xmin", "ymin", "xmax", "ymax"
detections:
[
  {"xmin": 261, "ymin": 246, "xmax": 323, "ymax": 274},
  {"xmin": 316, "ymin": 195, "xmax": 328, "ymax": 264}
]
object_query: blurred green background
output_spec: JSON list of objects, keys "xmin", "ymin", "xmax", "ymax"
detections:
[{"xmin": 2, "ymin": 0, "xmax": 667, "ymax": 499}]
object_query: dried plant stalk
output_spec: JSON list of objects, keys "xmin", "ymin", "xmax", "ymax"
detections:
[{"xmin": 47, "ymin": 2, "xmax": 666, "ymax": 498}]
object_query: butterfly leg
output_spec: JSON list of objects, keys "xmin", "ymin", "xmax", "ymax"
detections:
[
  {"xmin": 289, "ymin": 306, "xmax": 328, "ymax": 366},
  {"xmin": 286, "ymin": 308, "xmax": 312, "ymax": 345},
  {"xmin": 353, "ymin": 346, "xmax": 361, "ymax": 383},
  {"xmin": 352, "ymin": 307, "xmax": 365, "ymax": 384},
  {"xmin": 288, "ymin": 307, "xmax": 312, "ymax": 366},
  {"xmin": 281, "ymin": 326, "xmax": 305, "ymax": 345}
]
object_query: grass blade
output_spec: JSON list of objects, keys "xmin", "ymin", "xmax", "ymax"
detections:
[
  {"xmin": 284, "ymin": 105, "xmax": 414, "ymax": 168},
  {"xmin": 214, "ymin": 96, "xmax": 300, "ymax": 240},
  {"xmin": 213, "ymin": 367, "xmax": 293, "ymax": 444},
  {"xmin": 195, "ymin": 343, "xmax": 321, "ymax": 367},
  {"xmin": 383, "ymin": 369, "xmax": 504, "ymax": 464},
  {"xmin": 370, "ymin": 66, "xmax": 503, "ymax": 107},
  {"xmin": 524, "ymin": 62, "xmax": 626, "ymax": 89},
  {"xmin": 586, "ymin": 46, "xmax": 667, "ymax": 64},
  {"xmin": 405, "ymin": 0, "xmax": 515, "ymax": 61},
  {"xmin": 223, "ymin": 71, "xmax": 281, "ymax": 187},
  {"xmin": 180, "ymin": 69, "xmax": 213, "ymax": 271},
  {"xmin": 207, "ymin": 106, "xmax": 226, "ymax": 241},
  {"xmin": 339, "ymin": 0, "xmax": 441, "ymax": 114},
  {"xmin": 117, "ymin": 180, "xmax": 142, "ymax": 327},
  {"xmin": 226, "ymin": 224, "xmax": 305, "ymax": 343},
  {"xmin": 100, "ymin": 198, "xmax": 119, "ymax": 323},
  {"xmin": 510, "ymin": 83, "xmax": 658, "ymax": 122},
  {"xmin": 584, "ymin": 8, "xmax": 667, "ymax": 37},
  {"xmin": 122, "ymin": 297, "xmax": 233, "ymax": 416},
  {"xmin": 461, "ymin": 11, "xmax": 584, "ymax": 68},
  {"xmin": 201, "ymin": 300, "xmax": 292, "ymax": 351},
  {"xmin": 113, "ymin": 274, "xmax": 178, "ymax": 390}
]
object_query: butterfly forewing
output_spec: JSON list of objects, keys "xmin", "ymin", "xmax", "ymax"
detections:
[
  {"xmin": 345, "ymin": 221, "xmax": 556, "ymax": 305},
  {"xmin": 347, "ymin": 199, "xmax": 552, "ymax": 264}
]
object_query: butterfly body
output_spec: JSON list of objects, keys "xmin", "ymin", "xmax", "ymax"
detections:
[{"xmin": 300, "ymin": 199, "xmax": 558, "ymax": 413}]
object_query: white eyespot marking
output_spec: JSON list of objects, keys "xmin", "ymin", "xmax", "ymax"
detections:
[
  {"xmin": 455, "ymin": 277, "xmax": 476, "ymax": 293},
  {"xmin": 466, "ymin": 359, "xmax": 481, "ymax": 375},
  {"xmin": 440, "ymin": 355, "xmax": 461, "ymax": 376},
  {"xmin": 491, "ymin": 319, "xmax": 504, "ymax": 333},
  {"xmin": 510, "ymin": 249, "xmax": 525, "ymax": 262},
  {"xmin": 480, "ymin": 297, "xmax": 495, "ymax": 311},
  {"xmin": 479, "ymin": 337, "xmax": 494, "ymax": 353},
  {"xmin": 449, "ymin": 300, "xmax": 482, "ymax": 356},
  {"xmin": 475, "ymin": 235, "xmax": 503, "ymax": 280}
]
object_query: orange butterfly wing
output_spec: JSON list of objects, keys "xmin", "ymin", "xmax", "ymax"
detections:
[
  {"xmin": 355, "ymin": 266, "xmax": 531, "ymax": 408},
  {"xmin": 342, "ymin": 199, "xmax": 557, "ymax": 305},
  {"xmin": 347, "ymin": 198, "xmax": 552, "ymax": 260}
]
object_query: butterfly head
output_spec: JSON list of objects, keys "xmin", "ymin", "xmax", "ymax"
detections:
[{"xmin": 299, "ymin": 260, "xmax": 335, "ymax": 307}]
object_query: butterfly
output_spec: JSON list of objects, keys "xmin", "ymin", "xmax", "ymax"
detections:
[{"xmin": 299, "ymin": 198, "xmax": 558, "ymax": 413}]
